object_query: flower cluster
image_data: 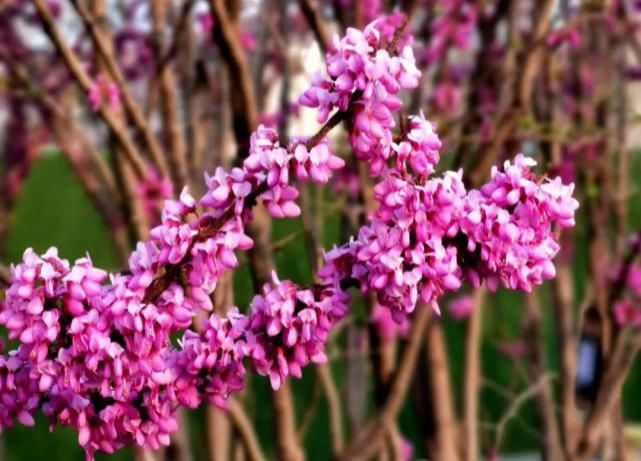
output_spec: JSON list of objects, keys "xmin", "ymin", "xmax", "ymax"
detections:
[
  {"xmin": 202, "ymin": 125, "xmax": 344, "ymax": 219},
  {"xmin": 248, "ymin": 273, "xmax": 348, "ymax": 389},
  {"xmin": 300, "ymin": 18, "xmax": 420, "ymax": 176},
  {"xmin": 460, "ymin": 155, "xmax": 579, "ymax": 292},
  {"xmin": 323, "ymin": 132, "xmax": 578, "ymax": 321},
  {"xmin": 171, "ymin": 310, "xmax": 249, "ymax": 409}
]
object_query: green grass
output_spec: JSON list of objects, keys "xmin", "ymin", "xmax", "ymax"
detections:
[{"xmin": 3, "ymin": 152, "xmax": 641, "ymax": 459}]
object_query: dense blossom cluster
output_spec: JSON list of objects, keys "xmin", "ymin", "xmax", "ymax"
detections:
[
  {"xmin": 0, "ymin": 17, "xmax": 579, "ymax": 461},
  {"xmin": 248, "ymin": 273, "xmax": 349, "ymax": 389},
  {"xmin": 0, "ymin": 121, "xmax": 344, "ymax": 458},
  {"xmin": 300, "ymin": 17, "xmax": 420, "ymax": 176},
  {"xmin": 324, "ymin": 149, "xmax": 578, "ymax": 320}
]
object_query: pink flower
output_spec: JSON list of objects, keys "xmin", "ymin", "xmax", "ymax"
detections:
[
  {"xmin": 448, "ymin": 295, "xmax": 474, "ymax": 320},
  {"xmin": 88, "ymin": 74, "xmax": 120, "ymax": 112}
]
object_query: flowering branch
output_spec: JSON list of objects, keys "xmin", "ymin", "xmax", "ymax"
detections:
[{"xmin": 0, "ymin": 15, "xmax": 579, "ymax": 461}]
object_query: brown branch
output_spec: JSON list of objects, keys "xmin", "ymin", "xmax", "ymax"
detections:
[
  {"xmin": 421, "ymin": 317, "xmax": 460, "ymax": 461},
  {"xmin": 153, "ymin": 0, "xmax": 197, "ymax": 81},
  {"xmin": 462, "ymin": 287, "xmax": 485, "ymax": 461},
  {"xmin": 150, "ymin": 0, "xmax": 189, "ymax": 189},
  {"xmin": 550, "ymin": 230, "xmax": 581, "ymax": 456},
  {"xmin": 68, "ymin": 0, "xmax": 170, "ymax": 178},
  {"xmin": 4, "ymin": 52, "xmax": 118, "ymax": 197},
  {"xmin": 51, "ymin": 109, "xmax": 131, "ymax": 264},
  {"xmin": 297, "ymin": 0, "xmax": 332, "ymax": 54},
  {"xmin": 31, "ymin": 0, "xmax": 149, "ymax": 180},
  {"xmin": 227, "ymin": 398, "xmax": 268, "ymax": 461},
  {"xmin": 338, "ymin": 305, "xmax": 430, "ymax": 461},
  {"xmin": 465, "ymin": 0, "xmax": 555, "ymax": 186},
  {"xmin": 207, "ymin": 0, "xmax": 258, "ymax": 158},
  {"xmin": 0, "ymin": 264, "xmax": 9, "ymax": 287}
]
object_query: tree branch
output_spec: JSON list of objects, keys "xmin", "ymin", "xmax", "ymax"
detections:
[
  {"xmin": 207, "ymin": 0, "xmax": 258, "ymax": 158},
  {"xmin": 150, "ymin": 0, "xmax": 189, "ymax": 189},
  {"xmin": 465, "ymin": 0, "xmax": 555, "ymax": 186},
  {"xmin": 297, "ymin": 0, "xmax": 332, "ymax": 54},
  {"xmin": 0, "ymin": 264, "xmax": 9, "ymax": 287},
  {"xmin": 69, "ymin": 0, "xmax": 170, "ymax": 177},
  {"xmin": 462, "ymin": 287, "xmax": 486, "ymax": 461},
  {"xmin": 227, "ymin": 398, "xmax": 268, "ymax": 461},
  {"xmin": 31, "ymin": 0, "xmax": 149, "ymax": 180}
]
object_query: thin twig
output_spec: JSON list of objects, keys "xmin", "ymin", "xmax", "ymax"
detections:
[
  {"xmin": 207, "ymin": 0, "xmax": 258, "ymax": 158},
  {"xmin": 297, "ymin": 371, "xmax": 323, "ymax": 440},
  {"xmin": 465, "ymin": 0, "xmax": 555, "ymax": 186},
  {"xmin": 493, "ymin": 374, "xmax": 555, "ymax": 451},
  {"xmin": 150, "ymin": 0, "xmax": 189, "ymax": 189}
]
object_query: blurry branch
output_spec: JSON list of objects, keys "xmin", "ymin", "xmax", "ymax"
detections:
[
  {"xmin": 50, "ymin": 110, "xmax": 131, "ymax": 264},
  {"xmin": 69, "ymin": 0, "xmax": 169, "ymax": 178},
  {"xmin": 0, "ymin": 264, "xmax": 9, "ymax": 287},
  {"xmin": 424, "ymin": 318, "xmax": 460, "ymax": 460},
  {"xmin": 88, "ymin": 0, "xmax": 150, "ymax": 244},
  {"xmin": 338, "ymin": 306, "xmax": 430, "ymax": 461},
  {"xmin": 5, "ymin": 54, "xmax": 117, "ymax": 195},
  {"xmin": 153, "ymin": 0, "xmax": 197, "ymax": 79},
  {"xmin": 297, "ymin": 0, "xmax": 332, "ymax": 54},
  {"xmin": 452, "ymin": 0, "xmax": 510, "ymax": 169},
  {"xmin": 150, "ymin": 0, "xmax": 189, "ymax": 189},
  {"xmin": 317, "ymin": 356, "xmax": 345, "ymax": 456},
  {"xmin": 551, "ymin": 232, "xmax": 581, "ymax": 453},
  {"xmin": 208, "ymin": 0, "xmax": 258, "ymax": 158},
  {"xmin": 31, "ymin": 0, "xmax": 149, "ymax": 180},
  {"xmin": 227, "ymin": 398, "xmax": 268, "ymax": 461},
  {"xmin": 462, "ymin": 288, "xmax": 486, "ymax": 461},
  {"xmin": 465, "ymin": 0, "xmax": 555, "ymax": 186}
]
